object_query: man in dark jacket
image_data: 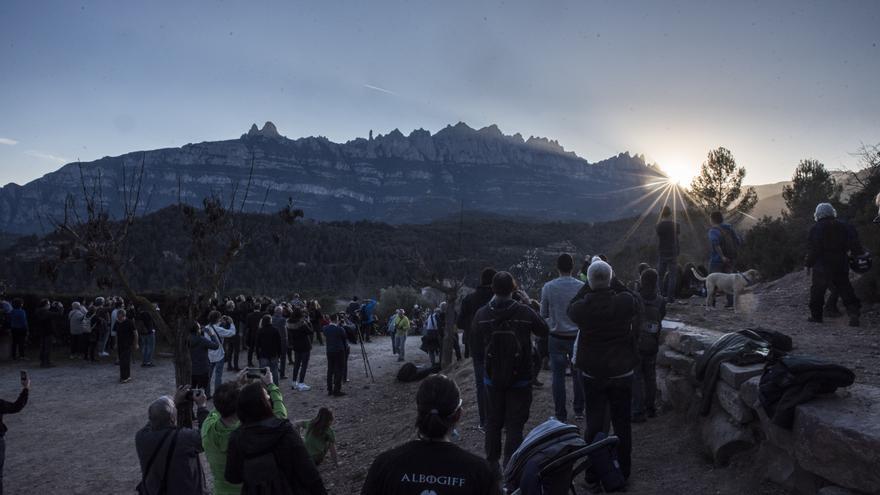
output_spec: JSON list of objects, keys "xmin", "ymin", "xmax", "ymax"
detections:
[
  {"xmin": 472, "ymin": 271, "xmax": 549, "ymax": 468},
  {"xmin": 135, "ymin": 386, "xmax": 210, "ymax": 495},
  {"xmin": 1, "ymin": 374, "xmax": 29, "ymax": 495},
  {"xmin": 568, "ymin": 260, "xmax": 640, "ymax": 481},
  {"xmin": 322, "ymin": 314, "xmax": 348, "ymax": 397},
  {"xmin": 256, "ymin": 316, "xmax": 283, "ymax": 386},
  {"xmin": 33, "ymin": 300, "xmax": 54, "ymax": 368},
  {"xmin": 656, "ymin": 205, "xmax": 680, "ymax": 303},
  {"xmin": 806, "ymin": 203, "xmax": 862, "ymax": 326},
  {"xmin": 116, "ymin": 309, "xmax": 139, "ymax": 384},
  {"xmin": 245, "ymin": 305, "xmax": 263, "ymax": 367},
  {"xmin": 457, "ymin": 267, "xmax": 496, "ymax": 430}
]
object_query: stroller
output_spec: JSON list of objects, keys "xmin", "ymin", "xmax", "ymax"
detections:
[{"xmin": 504, "ymin": 419, "xmax": 619, "ymax": 495}]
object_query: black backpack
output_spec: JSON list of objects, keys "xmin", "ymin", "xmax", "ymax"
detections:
[
  {"xmin": 637, "ymin": 295, "xmax": 663, "ymax": 356},
  {"xmin": 485, "ymin": 319, "xmax": 523, "ymax": 388},
  {"xmin": 241, "ymin": 434, "xmax": 293, "ymax": 495},
  {"xmin": 713, "ymin": 226, "xmax": 740, "ymax": 260}
]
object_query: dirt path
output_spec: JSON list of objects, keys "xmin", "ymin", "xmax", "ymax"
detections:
[{"xmin": 1, "ymin": 331, "xmax": 789, "ymax": 495}]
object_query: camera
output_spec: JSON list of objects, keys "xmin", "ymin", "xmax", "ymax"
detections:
[
  {"xmin": 246, "ymin": 367, "xmax": 268, "ymax": 379},
  {"xmin": 185, "ymin": 388, "xmax": 205, "ymax": 401}
]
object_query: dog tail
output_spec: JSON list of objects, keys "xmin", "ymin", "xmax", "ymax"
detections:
[{"xmin": 690, "ymin": 267, "xmax": 707, "ymax": 282}]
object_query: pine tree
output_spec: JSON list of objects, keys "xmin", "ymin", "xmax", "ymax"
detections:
[
  {"xmin": 782, "ymin": 159, "xmax": 841, "ymax": 220},
  {"xmin": 689, "ymin": 147, "xmax": 758, "ymax": 221}
]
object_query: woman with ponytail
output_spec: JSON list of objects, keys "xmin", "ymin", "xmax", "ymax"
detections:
[{"xmin": 361, "ymin": 374, "xmax": 501, "ymax": 495}]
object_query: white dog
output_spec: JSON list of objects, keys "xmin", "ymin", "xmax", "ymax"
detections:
[{"xmin": 690, "ymin": 268, "xmax": 760, "ymax": 312}]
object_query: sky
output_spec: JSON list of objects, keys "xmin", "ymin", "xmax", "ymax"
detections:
[{"xmin": 1, "ymin": 0, "xmax": 878, "ymax": 187}]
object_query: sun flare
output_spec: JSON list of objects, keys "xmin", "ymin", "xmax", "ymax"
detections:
[{"xmin": 659, "ymin": 159, "xmax": 697, "ymax": 186}]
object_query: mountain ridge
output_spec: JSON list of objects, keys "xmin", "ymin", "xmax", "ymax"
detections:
[{"xmin": 0, "ymin": 122, "xmax": 665, "ymax": 234}]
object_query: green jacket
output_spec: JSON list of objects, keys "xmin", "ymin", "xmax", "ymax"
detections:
[
  {"xmin": 201, "ymin": 383, "xmax": 288, "ymax": 495},
  {"xmin": 395, "ymin": 315, "xmax": 411, "ymax": 336}
]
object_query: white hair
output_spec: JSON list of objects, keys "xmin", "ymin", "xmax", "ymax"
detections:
[{"xmin": 587, "ymin": 260, "xmax": 613, "ymax": 289}]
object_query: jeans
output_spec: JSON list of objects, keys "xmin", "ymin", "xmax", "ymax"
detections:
[
  {"xmin": 139, "ymin": 333, "xmax": 155, "ymax": 365},
  {"xmin": 485, "ymin": 384, "xmax": 532, "ymax": 466},
  {"xmin": 99, "ymin": 326, "xmax": 111, "ymax": 354},
  {"xmin": 11, "ymin": 330, "xmax": 26, "ymax": 359},
  {"xmin": 657, "ymin": 257, "xmax": 678, "ymax": 301},
  {"xmin": 326, "ymin": 351, "xmax": 344, "ymax": 394},
  {"xmin": 472, "ymin": 358, "xmax": 488, "ymax": 427},
  {"xmin": 549, "ymin": 336, "xmax": 583, "ymax": 422},
  {"xmin": 394, "ymin": 335, "xmax": 407, "ymax": 361},
  {"xmin": 119, "ymin": 348, "xmax": 132, "ymax": 381},
  {"xmin": 279, "ymin": 348, "xmax": 287, "ymax": 378},
  {"xmin": 225, "ymin": 336, "xmax": 241, "ymax": 370},
  {"xmin": 259, "ymin": 357, "xmax": 280, "ymax": 386},
  {"xmin": 292, "ymin": 350, "xmax": 310, "ymax": 383},
  {"xmin": 632, "ymin": 355, "xmax": 657, "ymax": 416},
  {"xmin": 708, "ymin": 261, "xmax": 734, "ymax": 306},
  {"xmin": 582, "ymin": 374, "xmax": 633, "ymax": 479}
]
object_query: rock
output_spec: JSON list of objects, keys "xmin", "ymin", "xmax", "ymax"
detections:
[
  {"xmin": 664, "ymin": 328, "xmax": 720, "ymax": 357},
  {"xmin": 700, "ymin": 406, "xmax": 755, "ymax": 466},
  {"xmin": 756, "ymin": 442, "xmax": 827, "ymax": 494},
  {"xmin": 656, "ymin": 347, "xmax": 695, "ymax": 375},
  {"xmin": 719, "ymin": 362, "xmax": 765, "ymax": 389},
  {"xmin": 793, "ymin": 384, "xmax": 880, "ymax": 494},
  {"xmin": 715, "ymin": 380, "xmax": 755, "ymax": 424},
  {"xmin": 739, "ymin": 376, "xmax": 762, "ymax": 410},
  {"xmin": 665, "ymin": 373, "xmax": 696, "ymax": 413},
  {"xmin": 755, "ymin": 404, "xmax": 796, "ymax": 453}
]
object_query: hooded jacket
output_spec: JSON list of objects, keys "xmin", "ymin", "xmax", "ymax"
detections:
[
  {"xmin": 191, "ymin": 330, "xmax": 220, "ymax": 376},
  {"xmin": 201, "ymin": 383, "xmax": 288, "ymax": 495},
  {"xmin": 225, "ymin": 417, "xmax": 327, "ymax": 495},
  {"xmin": 568, "ymin": 286, "xmax": 640, "ymax": 378},
  {"xmin": 471, "ymin": 297, "xmax": 549, "ymax": 386},
  {"xmin": 458, "ymin": 285, "xmax": 495, "ymax": 355}
]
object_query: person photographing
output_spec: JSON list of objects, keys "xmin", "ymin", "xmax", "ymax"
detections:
[{"xmin": 1, "ymin": 372, "xmax": 29, "ymax": 495}]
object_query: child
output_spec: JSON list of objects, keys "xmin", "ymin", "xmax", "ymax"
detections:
[
  {"xmin": 296, "ymin": 407, "xmax": 340, "ymax": 467},
  {"xmin": 633, "ymin": 268, "xmax": 666, "ymax": 422}
]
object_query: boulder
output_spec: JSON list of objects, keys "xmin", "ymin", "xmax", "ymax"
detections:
[
  {"xmin": 755, "ymin": 404, "xmax": 796, "ymax": 453},
  {"xmin": 793, "ymin": 385, "xmax": 880, "ymax": 494},
  {"xmin": 739, "ymin": 376, "xmax": 762, "ymax": 410},
  {"xmin": 700, "ymin": 406, "xmax": 755, "ymax": 466},
  {"xmin": 756, "ymin": 442, "xmax": 827, "ymax": 494},
  {"xmin": 715, "ymin": 380, "xmax": 755, "ymax": 424},
  {"xmin": 719, "ymin": 362, "xmax": 765, "ymax": 389},
  {"xmin": 664, "ymin": 328, "xmax": 720, "ymax": 357},
  {"xmin": 656, "ymin": 346, "xmax": 695, "ymax": 375},
  {"xmin": 665, "ymin": 373, "xmax": 696, "ymax": 413}
]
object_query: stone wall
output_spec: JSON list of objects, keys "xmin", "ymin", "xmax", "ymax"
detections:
[{"xmin": 658, "ymin": 321, "xmax": 880, "ymax": 495}]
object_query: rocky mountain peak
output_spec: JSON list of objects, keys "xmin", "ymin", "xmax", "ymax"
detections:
[{"xmin": 243, "ymin": 121, "xmax": 282, "ymax": 139}]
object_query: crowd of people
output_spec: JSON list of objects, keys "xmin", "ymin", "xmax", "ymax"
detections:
[{"xmin": 0, "ymin": 200, "xmax": 873, "ymax": 494}]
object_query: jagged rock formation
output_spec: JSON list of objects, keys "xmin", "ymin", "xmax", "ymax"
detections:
[{"xmin": 0, "ymin": 122, "xmax": 664, "ymax": 234}]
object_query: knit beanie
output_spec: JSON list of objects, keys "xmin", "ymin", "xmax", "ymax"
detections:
[
  {"xmin": 814, "ymin": 203, "xmax": 837, "ymax": 221},
  {"xmin": 587, "ymin": 260, "xmax": 613, "ymax": 289}
]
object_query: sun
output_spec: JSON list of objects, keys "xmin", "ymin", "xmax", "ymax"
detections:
[{"xmin": 659, "ymin": 159, "xmax": 697, "ymax": 186}]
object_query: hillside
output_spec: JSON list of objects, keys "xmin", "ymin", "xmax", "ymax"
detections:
[
  {"xmin": 746, "ymin": 170, "xmax": 864, "ymax": 222},
  {"xmin": 0, "ymin": 122, "xmax": 666, "ymax": 234}
]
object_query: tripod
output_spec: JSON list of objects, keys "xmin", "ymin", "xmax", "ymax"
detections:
[{"xmin": 355, "ymin": 325, "xmax": 375, "ymax": 383}]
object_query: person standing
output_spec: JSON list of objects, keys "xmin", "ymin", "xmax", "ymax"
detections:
[
  {"xmin": 33, "ymin": 300, "xmax": 54, "ymax": 368},
  {"xmin": 322, "ymin": 314, "xmax": 348, "ymax": 397},
  {"xmin": 707, "ymin": 211, "xmax": 742, "ymax": 308},
  {"xmin": 256, "ymin": 314, "xmax": 283, "ymax": 386},
  {"xmin": 539, "ymin": 253, "xmax": 585, "ymax": 424},
  {"xmin": 206, "ymin": 311, "xmax": 236, "ymax": 393},
  {"xmin": 806, "ymin": 203, "xmax": 862, "ymax": 326},
  {"xmin": 115, "ymin": 309, "xmax": 138, "ymax": 384},
  {"xmin": 245, "ymin": 304, "xmax": 263, "ymax": 367},
  {"xmin": 191, "ymin": 322, "xmax": 220, "ymax": 394},
  {"xmin": 224, "ymin": 301, "xmax": 242, "ymax": 372},
  {"xmin": 656, "ymin": 205, "xmax": 681, "ymax": 303},
  {"xmin": 67, "ymin": 302, "xmax": 87, "ymax": 360},
  {"xmin": 393, "ymin": 309, "xmax": 410, "ymax": 362},
  {"xmin": 472, "ymin": 271, "xmax": 549, "ymax": 469},
  {"xmin": 456, "ymin": 267, "xmax": 496, "ymax": 432},
  {"xmin": 568, "ymin": 260, "xmax": 640, "ymax": 483},
  {"xmin": 1, "ymin": 372, "xmax": 29, "ymax": 495},
  {"xmin": 423, "ymin": 308, "xmax": 441, "ymax": 366},
  {"xmin": 136, "ymin": 305, "xmax": 158, "ymax": 367},
  {"xmin": 288, "ymin": 308, "xmax": 314, "ymax": 391},
  {"xmin": 271, "ymin": 306, "xmax": 289, "ymax": 379},
  {"xmin": 632, "ymin": 268, "xmax": 666, "ymax": 422}
]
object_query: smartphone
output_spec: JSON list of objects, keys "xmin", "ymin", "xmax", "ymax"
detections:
[
  {"xmin": 246, "ymin": 367, "xmax": 264, "ymax": 379},
  {"xmin": 192, "ymin": 388, "xmax": 205, "ymax": 399},
  {"xmin": 20, "ymin": 370, "xmax": 28, "ymax": 382}
]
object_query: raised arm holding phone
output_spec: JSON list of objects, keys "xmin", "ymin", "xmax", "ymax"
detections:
[{"xmin": 1, "ymin": 371, "xmax": 30, "ymax": 495}]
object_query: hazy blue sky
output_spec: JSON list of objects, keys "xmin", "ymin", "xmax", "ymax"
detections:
[{"xmin": 1, "ymin": 0, "xmax": 878, "ymax": 186}]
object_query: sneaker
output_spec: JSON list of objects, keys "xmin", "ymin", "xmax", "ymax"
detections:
[
  {"xmin": 450, "ymin": 428, "xmax": 461, "ymax": 441},
  {"xmin": 574, "ymin": 414, "xmax": 585, "ymax": 422},
  {"xmin": 475, "ymin": 425, "xmax": 485, "ymax": 434},
  {"xmin": 120, "ymin": 377, "xmax": 132, "ymax": 384},
  {"xmin": 298, "ymin": 383, "xmax": 311, "ymax": 391},
  {"xmin": 99, "ymin": 352, "xmax": 110, "ymax": 357},
  {"xmin": 291, "ymin": 382, "xmax": 300, "ymax": 390}
]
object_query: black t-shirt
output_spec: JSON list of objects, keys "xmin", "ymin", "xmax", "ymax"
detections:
[
  {"xmin": 656, "ymin": 219, "xmax": 680, "ymax": 258},
  {"xmin": 361, "ymin": 440, "xmax": 500, "ymax": 495}
]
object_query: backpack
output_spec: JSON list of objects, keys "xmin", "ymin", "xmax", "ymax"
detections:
[
  {"xmin": 80, "ymin": 313, "xmax": 94, "ymax": 335},
  {"xmin": 241, "ymin": 434, "xmax": 293, "ymax": 494},
  {"xmin": 637, "ymin": 296, "xmax": 663, "ymax": 356},
  {"xmin": 713, "ymin": 226, "xmax": 740, "ymax": 260},
  {"xmin": 585, "ymin": 431, "xmax": 626, "ymax": 492},
  {"xmin": 485, "ymin": 319, "xmax": 523, "ymax": 388}
]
